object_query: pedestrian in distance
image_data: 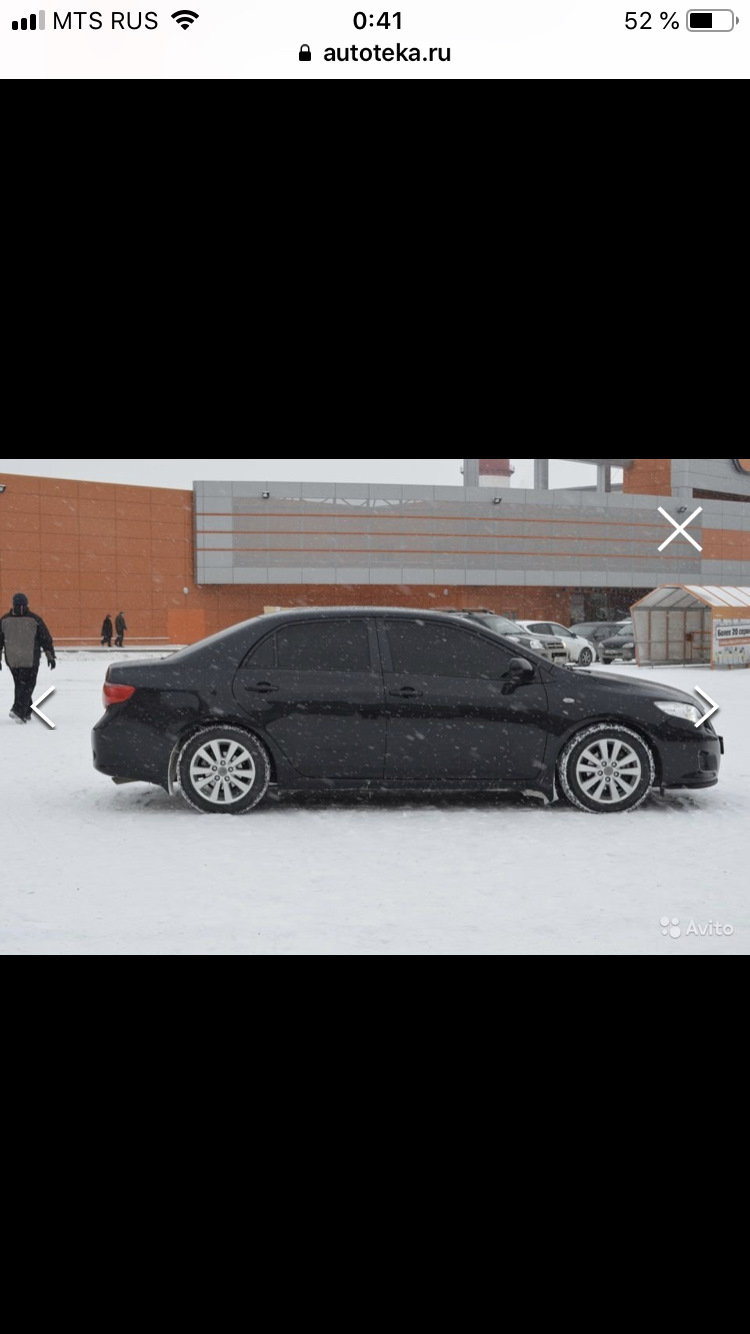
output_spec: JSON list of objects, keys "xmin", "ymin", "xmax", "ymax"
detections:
[
  {"xmin": 101, "ymin": 614, "xmax": 113, "ymax": 648},
  {"xmin": 115, "ymin": 612, "xmax": 127, "ymax": 648},
  {"xmin": 0, "ymin": 593, "xmax": 56, "ymax": 725}
]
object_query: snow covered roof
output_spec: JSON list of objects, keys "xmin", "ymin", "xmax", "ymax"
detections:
[{"xmin": 633, "ymin": 585, "xmax": 750, "ymax": 611}]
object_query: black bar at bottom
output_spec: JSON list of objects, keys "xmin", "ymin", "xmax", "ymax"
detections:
[
  {"xmin": 30, "ymin": 12, "xmax": 37, "ymax": 27},
  {"xmin": 12, "ymin": 19, "xmax": 19, "ymax": 27},
  {"xmin": 689, "ymin": 13, "xmax": 713, "ymax": 26},
  {"xmin": 20, "ymin": 16, "xmax": 27, "ymax": 27}
]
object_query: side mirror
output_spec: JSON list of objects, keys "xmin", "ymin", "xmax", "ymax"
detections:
[
  {"xmin": 508, "ymin": 657, "xmax": 534, "ymax": 678},
  {"xmin": 504, "ymin": 658, "xmax": 535, "ymax": 692}
]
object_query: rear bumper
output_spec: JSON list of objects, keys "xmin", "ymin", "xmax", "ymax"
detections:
[{"xmin": 92, "ymin": 711, "xmax": 173, "ymax": 788}]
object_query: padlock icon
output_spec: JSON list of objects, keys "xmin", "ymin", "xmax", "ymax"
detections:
[{"xmin": 299, "ymin": 44, "xmax": 311, "ymax": 62}]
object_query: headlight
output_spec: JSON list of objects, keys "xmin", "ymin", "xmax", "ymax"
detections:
[
  {"xmin": 528, "ymin": 639, "xmax": 544, "ymax": 651},
  {"xmin": 655, "ymin": 701, "xmax": 703, "ymax": 725}
]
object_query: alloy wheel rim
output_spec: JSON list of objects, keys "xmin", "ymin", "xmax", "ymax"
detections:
[
  {"xmin": 190, "ymin": 739, "xmax": 256, "ymax": 805},
  {"xmin": 576, "ymin": 738, "xmax": 642, "ymax": 805}
]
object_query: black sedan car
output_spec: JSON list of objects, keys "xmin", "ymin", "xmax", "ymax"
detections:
[
  {"xmin": 599, "ymin": 623, "xmax": 636, "ymax": 665},
  {"xmin": 92, "ymin": 608, "xmax": 723, "ymax": 816}
]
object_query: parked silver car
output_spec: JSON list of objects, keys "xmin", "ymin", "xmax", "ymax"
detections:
[
  {"xmin": 450, "ymin": 611, "xmax": 568, "ymax": 664},
  {"xmin": 517, "ymin": 621, "xmax": 597, "ymax": 668}
]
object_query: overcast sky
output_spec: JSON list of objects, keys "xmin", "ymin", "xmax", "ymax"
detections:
[{"xmin": 0, "ymin": 458, "xmax": 600, "ymax": 489}]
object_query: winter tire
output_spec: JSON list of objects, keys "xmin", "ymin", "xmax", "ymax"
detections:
[
  {"xmin": 178, "ymin": 727, "xmax": 271, "ymax": 815},
  {"xmin": 558, "ymin": 725, "xmax": 655, "ymax": 815},
  {"xmin": 578, "ymin": 648, "xmax": 594, "ymax": 667}
]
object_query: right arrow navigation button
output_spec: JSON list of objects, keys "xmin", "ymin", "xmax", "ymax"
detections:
[{"xmin": 694, "ymin": 687, "xmax": 719, "ymax": 728}]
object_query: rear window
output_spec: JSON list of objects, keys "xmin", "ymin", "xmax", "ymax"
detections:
[
  {"xmin": 247, "ymin": 635, "xmax": 276, "ymax": 669},
  {"xmin": 276, "ymin": 620, "xmax": 373, "ymax": 673}
]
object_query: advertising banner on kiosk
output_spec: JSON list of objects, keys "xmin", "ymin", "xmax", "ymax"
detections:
[{"xmin": 713, "ymin": 610, "xmax": 750, "ymax": 669}]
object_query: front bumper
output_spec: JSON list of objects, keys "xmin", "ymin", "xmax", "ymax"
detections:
[{"xmin": 661, "ymin": 729, "xmax": 723, "ymax": 789}]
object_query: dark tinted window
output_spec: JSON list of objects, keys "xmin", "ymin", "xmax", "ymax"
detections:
[
  {"xmin": 386, "ymin": 620, "xmax": 510, "ymax": 679},
  {"xmin": 276, "ymin": 620, "xmax": 372, "ymax": 673},
  {"xmin": 248, "ymin": 635, "xmax": 276, "ymax": 669}
]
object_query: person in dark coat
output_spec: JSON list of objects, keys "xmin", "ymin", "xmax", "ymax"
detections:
[
  {"xmin": 0, "ymin": 593, "xmax": 56, "ymax": 724},
  {"xmin": 101, "ymin": 615, "xmax": 113, "ymax": 648},
  {"xmin": 115, "ymin": 612, "xmax": 127, "ymax": 648}
]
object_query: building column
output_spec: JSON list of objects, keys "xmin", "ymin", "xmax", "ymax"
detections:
[
  {"xmin": 534, "ymin": 459, "xmax": 549, "ymax": 490},
  {"xmin": 597, "ymin": 465, "xmax": 612, "ymax": 493},
  {"xmin": 463, "ymin": 459, "xmax": 479, "ymax": 488}
]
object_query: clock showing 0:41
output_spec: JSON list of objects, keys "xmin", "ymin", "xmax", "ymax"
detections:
[
  {"xmin": 733, "ymin": 460, "xmax": 750, "ymax": 474},
  {"xmin": 353, "ymin": 12, "xmax": 402, "ymax": 29}
]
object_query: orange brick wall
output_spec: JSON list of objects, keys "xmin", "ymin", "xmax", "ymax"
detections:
[
  {"xmin": 703, "ymin": 528, "xmax": 750, "ymax": 563},
  {"xmin": 0, "ymin": 471, "xmax": 576, "ymax": 642},
  {"xmin": 624, "ymin": 459, "xmax": 672, "ymax": 495}
]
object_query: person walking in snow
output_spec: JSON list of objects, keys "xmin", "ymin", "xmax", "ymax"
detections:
[
  {"xmin": 0, "ymin": 593, "xmax": 56, "ymax": 724},
  {"xmin": 115, "ymin": 612, "xmax": 127, "ymax": 648},
  {"xmin": 101, "ymin": 614, "xmax": 113, "ymax": 648}
]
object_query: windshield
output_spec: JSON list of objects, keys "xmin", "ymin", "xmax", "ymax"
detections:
[{"xmin": 477, "ymin": 617, "xmax": 528, "ymax": 637}]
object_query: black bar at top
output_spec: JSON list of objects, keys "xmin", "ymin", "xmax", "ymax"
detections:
[
  {"xmin": 689, "ymin": 12, "xmax": 713, "ymax": 26},
  {"xmin": 20, "ymin": 15, "xmax": 27, "ymax": 27},
  {"xmin": 29, "ymin": 11, "xmax": 37, "ymax": 27}
]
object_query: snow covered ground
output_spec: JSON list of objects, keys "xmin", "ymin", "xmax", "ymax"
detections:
[{"xmin": 1, "ymin": 653, "xmax": 747, "ymax": 955}]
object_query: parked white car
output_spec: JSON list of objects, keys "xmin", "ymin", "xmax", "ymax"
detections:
[{"xmin": 517, "ymin": 621, "xmax": 597, "ymax": 668}]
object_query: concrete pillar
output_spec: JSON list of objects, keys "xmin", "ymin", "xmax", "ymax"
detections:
[
  {"xmin": 597, "ymin": 465, "xmax": 612, "ymax": 494},
  {"xmin": 534, "ymin": 459, "xmax": 549, "ymax": 490},
  {"xmin": 463, "ymin": 459, "xmax": 479, "ymax": 488}
]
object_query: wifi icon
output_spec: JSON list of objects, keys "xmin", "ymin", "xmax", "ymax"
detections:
[{"xmin": 172, "ymin": 9, "xmax": 199, "ymax": 28}]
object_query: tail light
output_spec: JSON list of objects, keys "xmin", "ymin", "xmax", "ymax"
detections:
[{"xmin": 103, "ymin": 683, "xmax": 136, "ymax": 709}]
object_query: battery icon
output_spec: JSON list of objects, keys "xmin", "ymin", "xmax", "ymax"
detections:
[{"xmin": 687, "ymin": 9, "xmax": 736, "ymax": 28}]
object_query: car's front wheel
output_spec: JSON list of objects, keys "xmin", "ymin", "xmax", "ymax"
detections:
[
  {"xmin": 558, "ymin": 725, "xmax": 655, "ymax": 814},
  {"xmin": 578, "ymin": 647, "xmax": 594, "ymax": 667},
  {"xmin": 178, "ymin": 727, "xmax": 271, "ymax": 814}
]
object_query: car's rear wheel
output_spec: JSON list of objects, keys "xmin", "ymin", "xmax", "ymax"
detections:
[
  {"xmin": 178, "ymin": 727, "xmax": 271, "ymax": 815},
  {"xmin": 558, "ymin": 725, "xmax": 655, "ymax": 814},
  {"xmin": 578, "ymin": 647, "xmax": 594, "ymax": 667}
]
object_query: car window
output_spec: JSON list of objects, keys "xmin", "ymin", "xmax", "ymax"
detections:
[
  {"xmin": 248, "ymin": 635, "xmax": 276, "ymax": 669},
  {"xmin": 527, "ymin": 623, "xmax": 549, "ymax": 634},
  {"xmin": 477, "ymin": 616, "xmax": 525, "ymax": 637},
  {"xmin": 385, "ymin": 620, "xmax": 512, "ymax": 679},
  {"xmin": 549, "ymin": 625, "xmax": 570, "ymax": 637},
  {"xmin": 276, "ymin": 620, "xmax": 373, "ymax": 673}
]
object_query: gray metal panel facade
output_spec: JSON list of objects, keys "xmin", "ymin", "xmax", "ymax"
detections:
[
  {"xmin": 673, "ymin": 458, "xmax": 750, "ymax": 499},
  {"xmin": 194, "ymin": 467, "xmax": 750, "ymax": 588}
]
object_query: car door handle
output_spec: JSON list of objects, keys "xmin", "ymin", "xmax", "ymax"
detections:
[
  {"xmin": 245, "ymin": 682, "xmax": 279, "ymax": 694},
  {"xmin": 389, "ymin": 688, "xmax": 424, "ymax": 698}
]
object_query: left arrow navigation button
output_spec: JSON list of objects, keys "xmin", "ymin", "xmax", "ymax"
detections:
[{"xmin": 31, "ymin": 686, "xmax": 56, "ymax": 729}]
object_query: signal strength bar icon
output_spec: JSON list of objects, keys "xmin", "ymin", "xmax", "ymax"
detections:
[{"xmin": 12, "ymin": 9, "xmax": 45, "ymax": 28}]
